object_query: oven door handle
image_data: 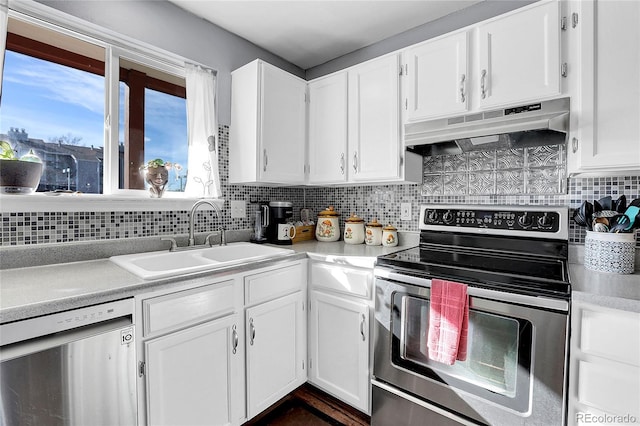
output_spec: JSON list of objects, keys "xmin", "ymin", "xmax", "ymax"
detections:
[{"xmin": 374, "ymin": 267, "xmax": 569, "ymax": 312}]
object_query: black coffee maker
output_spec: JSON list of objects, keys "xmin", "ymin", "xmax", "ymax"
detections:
[{"xmin": 268, "ymin": 201, "xmax": 294, "ymax": 244}]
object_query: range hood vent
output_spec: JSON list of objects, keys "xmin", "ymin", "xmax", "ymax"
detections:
[{"xmin": 405, "ymin": 97, "xmax": 570, "ymax": 156}]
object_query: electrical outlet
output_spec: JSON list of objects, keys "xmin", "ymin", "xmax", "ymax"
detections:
[
  {"xmin": 230, "ymin": 200, "xmax": 246, "ymax": 219},
  {"xmin": 400, "ymin": 202, "xmax": 412, "ymax": 221}
]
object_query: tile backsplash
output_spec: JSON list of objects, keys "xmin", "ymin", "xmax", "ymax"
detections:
[
  {"xmin": 1, "ymin": 125, "xmax": 638, "ymax": 247},
  {"xmin": 423, "ymin": 144, "xmax": 566, "ymax": 196}
]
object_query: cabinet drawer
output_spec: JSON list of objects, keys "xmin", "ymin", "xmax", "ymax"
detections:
[
  {"xmin": 245, "ymin": 263, "xmax": 304, "ymax": 305},
  {"xmin": 578, "ymin": 306, "xmax": 640, "ymax": 365},
  {"xmin": 310, "ymin": 262, "xmax": 371, "ymax": 298},
  {"xmin": 143, "ymin": 280, "xmax": 235, "ymax": 337}
]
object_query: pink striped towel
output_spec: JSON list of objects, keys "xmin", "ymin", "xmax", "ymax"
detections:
[{"xmin": 427, "ymin": 279, "xmax": 469, "ymax": 365}]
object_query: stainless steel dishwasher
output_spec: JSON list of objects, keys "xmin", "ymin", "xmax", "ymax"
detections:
[{"xmin": 0, "ymin": 298, "xmax": 137, "ymax": 425}]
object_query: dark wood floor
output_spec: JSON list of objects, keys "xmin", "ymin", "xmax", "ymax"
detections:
[{"xmin": 245, "ymin": 384, "xmax": 371, "ymax": 426}]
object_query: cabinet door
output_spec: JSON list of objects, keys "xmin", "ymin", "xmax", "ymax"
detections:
[
  {"xmin": 246, "ymin": 291, "xmax": 306, "ymax": 419},
  {"xmin": 260, "ymin": 62, "xmax": 307, "ymax": 184},
  {"xmin": 308, "ymin": 72, "xmax": 349, "ymax": 184},
  {"xmin": 308, "ymin": 290, "xmax": 370, "ymax": 414},
  {"xmin": 476, "ymin": 1, "xmax": 561, "ymax": 108},
  {"xmin": 145, "ymin": 314, "xmax": 242, "ymax": 426},
  {"xmin": 348, "ymin": 54, "xmax": 401, "ymax": 182},
  {"xmin": 403, "ymin": 31, "xmax": 469, "ymax": 121},
  {"xmin": 569, "ymin": 0, "xmax": 640, "ymax": 173},
  {"xmin": 568, "ymin": 302, "xmax": 640, "ymax": 424}
]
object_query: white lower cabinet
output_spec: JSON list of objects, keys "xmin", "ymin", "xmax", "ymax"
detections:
[
  {"xmin": 136, "ymin": 277, "xmax": 244, "ymax": 426},
  {"xmin": 145, "ymin": 314, "xmax": 242, "ymax": 426},
  {"xmin": 568, "ymin": 301, "xmax": 640, "ymax": 425},
  {"xmin": 244, "ymin": 261, "xmax": 308, "ymax": 420},
  {"xmin": 309, "ymin": 290, "xmax": 370, "ymax": 413},
  {"xmin": 307, "ymin": 261, "xmax": 373, "ymax": 414}
]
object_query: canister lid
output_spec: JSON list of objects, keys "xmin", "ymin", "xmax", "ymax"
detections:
[
  {"xmin": 345, "ymin": 213, "xmax": 364, "ymax": 223},
  {"xmin": 383, "ymin": 224, "xmax": 397, "ymax": 231},
  {"xmin": 318, "ymin": 206, "xmax": 340, "ymax": 217},
  {"xmin": 366, "ymin": 218, "xmax": 382, "ymax": 227}
]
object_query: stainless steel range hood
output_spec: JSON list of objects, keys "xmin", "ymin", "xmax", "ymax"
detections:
[{"xmin": 405, "ymin": 97, "xmax": 570, "ymax": 156}]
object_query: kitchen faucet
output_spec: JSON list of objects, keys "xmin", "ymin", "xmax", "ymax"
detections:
[{"xmin": 188, "ymin": 199, "xmax": 224, "ymax": 247}]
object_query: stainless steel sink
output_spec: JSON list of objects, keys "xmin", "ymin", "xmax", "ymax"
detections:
[{"xmin": 110, "ymin": 242, "xmax": 294, "ymax": 279}]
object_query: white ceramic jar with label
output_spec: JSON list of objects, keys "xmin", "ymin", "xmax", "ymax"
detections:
[
  {"xmin": 365, "ymin": 219, "xmax": 383, "ymax": 245},
  {"xmin": 382, "ymin": 224, "xmax": 398, "ymax": 247},
  {"xmin": 316, "ymin": 206, "xmax": 340, "ymax": 242},
  {"xmin": 344, "ymin": 213, "xmax": 365, "ymax": 244}
]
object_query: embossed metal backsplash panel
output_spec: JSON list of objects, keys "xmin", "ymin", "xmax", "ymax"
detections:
[{"xmin": 422, "ymin": 145, "xmax": 566, "ymax": 196}]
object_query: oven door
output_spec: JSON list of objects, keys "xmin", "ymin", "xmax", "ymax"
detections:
[{"xmin": 373, "ymin": 269, "xmax": 569, "ymax": 426}]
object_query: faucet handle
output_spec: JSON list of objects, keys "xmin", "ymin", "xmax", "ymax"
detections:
[
  {"xmin": 220, "ymin": 227, "xmax": 227, "ymax": 246},
  {"xmin": 161, "ymin": 237, "xmax": 178, "ymax": 252}
]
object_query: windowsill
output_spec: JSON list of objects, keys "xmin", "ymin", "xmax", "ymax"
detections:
[{"xmin": 0, "ymin": 193, "xmax": 225, "ymax": 213}]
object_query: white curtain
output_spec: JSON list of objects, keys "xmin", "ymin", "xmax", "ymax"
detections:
[
  {"xmin": 184, "ymin": 63, "xmax": 221, "ymax": 198},
  {"xmin": 0, "ymin": 0, "xmax": 8, "ymax": 100}
]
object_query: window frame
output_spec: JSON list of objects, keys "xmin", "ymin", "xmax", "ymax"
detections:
[{"xmin": 1, "ymin": 1, "xmax": 221, "ymax": 213}]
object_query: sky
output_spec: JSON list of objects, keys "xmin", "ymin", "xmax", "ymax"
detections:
[{"xmin": 0, "ymin": 50, "xmax": 188, "ymax": 191}]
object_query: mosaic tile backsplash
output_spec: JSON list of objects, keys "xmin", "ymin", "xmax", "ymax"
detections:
[{"xmin": 1, "ymin": 125, "xmax": 638, "ymax": 247}]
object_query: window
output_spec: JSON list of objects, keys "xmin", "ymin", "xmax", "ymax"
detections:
[{"xmin": 1, "ymin": 12, "xmax": 190, "ymax": 197}]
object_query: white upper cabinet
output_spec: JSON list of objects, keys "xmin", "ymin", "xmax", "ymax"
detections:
[
  {"xmin": 476, "ymin": 0, "xmax": 562, "ymax": 109},
  {"xmin": 307, "ymin": 55, "xmax": 422, "ymax": 185},
  {"xmin": 567, "ymin": 0, "xmax": 640, "ymax": 174},
  {"xmin": 230, "ymin": 59, "xmax": 307, "ymax": 185},
  {"xmin": 307, "ymin": 72, "xmax": 349, "ymax": 184},
  {"xmin": 348, "ymin": 54, "xmax": 404, "ymax": 182},
  {"xmin": 402, "ymin": 31, "xmax": 470, "ymax": 121}
]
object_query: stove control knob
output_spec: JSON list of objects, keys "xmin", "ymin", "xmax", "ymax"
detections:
[
  {"xmin": 517, "ymin": 212, "xmax": 532, "ymax": 228},
  {"xmin": 442, "ymin": 210, "xmax": 454, "ymax": 224},
  {"xmin": 538, "ymin": 213, "xmax": 552, "ymax": 227},
  {"xmin": 426, "ymin": 210, "xmax": 438, "ymax": 222}
]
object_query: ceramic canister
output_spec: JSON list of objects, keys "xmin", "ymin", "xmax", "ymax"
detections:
[
  {"xmin": 382, "ymin": 224, "xmax": 398, "ymax": 247},
  {"xmin": 365, "ymin": 219, "xmax": 383, "ymax": 245},
  {"xmin": 316, "ymin": 206, "xmax": 340, "ymax": 242},
  {"xmin": 344, "ymin": 213, "xmax": 365, "ymax": 244}
]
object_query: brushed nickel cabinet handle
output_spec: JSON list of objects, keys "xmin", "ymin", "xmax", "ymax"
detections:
[
  {"xmin": 232, "ymin": 325, "xmax": 238, "ymax": 354},
  {"xmin": 340, "ymin": 153, "xmax": 345, "ymax": 175},
  {"xmin": 263, "ymin": 149, "xmax": 268, "ymax": 172},
  {"xmin": 480, "ymin": 69, "xmax": 487, "ymax": 99},
  {"xmin": 459, "ymin": 74, "xmax": 466, "ymax": 103},
  {"xmin": 353, "ymin": 152, "xmax": 358, "ymax": 173},
  {"xmin": 249, "ymin": 318, "xmax": 255, "ymax": 345},
  {"xmin": 360, "ymin": 314, "xmax": 366, "ymax": 341}
]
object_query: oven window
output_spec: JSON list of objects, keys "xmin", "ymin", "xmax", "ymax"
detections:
[{"xmin": 392, "ymin": 293, "xmax": 532, "ymax": 411}]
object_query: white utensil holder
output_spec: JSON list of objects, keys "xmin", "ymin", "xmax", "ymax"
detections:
[{"xmin": 584, "ymin": 231, "xmax": 637, "ymax": 274}]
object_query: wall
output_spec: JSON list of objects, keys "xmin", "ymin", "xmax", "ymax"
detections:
[
  {"xmin": 2, "ymin": 1, "xmax": 637, "ymax": 250},
  {"xmin": 2, "ymin": 126, "xmax": 638, "ymax": 246}
]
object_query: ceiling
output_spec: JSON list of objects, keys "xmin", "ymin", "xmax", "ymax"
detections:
[{"xmin": 169, "ymin": 1, "xmax": 483, "ymax": 69}]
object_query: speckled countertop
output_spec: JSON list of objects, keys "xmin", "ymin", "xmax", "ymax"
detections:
[
  {"xmin": 2, "ymin": 233, "xmax": 638, "ymax": 324},
  {"xmin": 0, "ymin": 233, "xmax": 418, "ymax": 324},
  {"xmin": 569, "ymin": 246, "xmax": 640, "ymax": 313}
]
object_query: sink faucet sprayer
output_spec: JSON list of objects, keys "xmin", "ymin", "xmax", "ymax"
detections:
[{"xmin": 188, "ymin": 200, "xmax": 224, "ymax": 247}]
